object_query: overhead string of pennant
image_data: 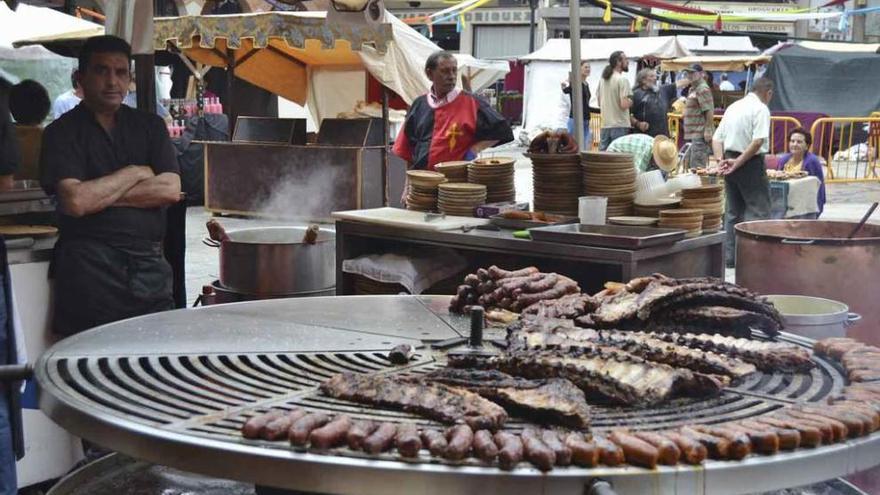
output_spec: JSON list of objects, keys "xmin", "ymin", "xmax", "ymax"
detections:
[{"xmin": 404, "ymin": 0, "xmax": 876, "ymax": 42}]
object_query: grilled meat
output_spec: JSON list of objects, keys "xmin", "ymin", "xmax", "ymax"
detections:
[
  {"xmin": 508, "ymin": 323, "xmax": 756, "ymax": 379},
  {"xmin": 815, "ymin": 337, "xmax": 880, "ymax": 382},
  {"xmin": 424, "ymin": 369, "xmax": 591, "ymax": 429},
  {"xmin": 450, "ymin": 347, "xmax": 725, "ymax": 406},
  {"xmin": 589, "ymin": 277, "xmax": 783, "ymax": 336},
  {"xmin": 647, "ymin": 332, "xmax": 814, "ymax": 372},
  {"xmin": 814, "ymin": 337, "xmax": 864, "ymax": 360},
  {"xmin": 449, "ymin": 266, "xmax": 580, "ymax": 314},
  {"xmin": 320, "ymin": 372, "xmax": 508, "ymax": 430},
  {"xmin": 520, "ymin": 293, "xmax": 599, "ymax": 320},
  {"xmin": 645, "ymin": 306, "xmax": 781, "ymax": 337}
]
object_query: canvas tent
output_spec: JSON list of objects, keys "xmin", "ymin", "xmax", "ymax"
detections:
[
  {"xmin": 765, "ymin": 45, "xmax": 880, "ymax": 116},
  {"xmin": 661, "ymin": 55, "xmax": 770, "ymax": 72},
  {"xmin": 1, "ymin": 3, "xmax": 102, "ymax": 103},
  {"xmin": 676, "ymin": 35, "xmax": 758, "ymax": 56},
  {"xmin": 519, "ymin": 36, "xmax": 691, "ymax": 134},
  {"xmin": 153, "ymin": 11, "xmax": 508, "ymax": 124}
]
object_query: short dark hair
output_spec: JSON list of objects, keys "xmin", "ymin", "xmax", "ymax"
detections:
[
  {"xmin": 78, "ymin": 35, "xmax": 132, "ymax": 73},
  {"xmin": 425, "ymin": 50, "xmax": 456, "ymax": 72},
  {"xmin": 9, "ymin": 80, "xmax": 50, "ymax": 125},
  {"xmin": 752, "ymin": 77, "xmax": 774, "ymax": 94},
  {"xmin": 788, "ymin": 127, "xmax": 813, "ymax": 147}
]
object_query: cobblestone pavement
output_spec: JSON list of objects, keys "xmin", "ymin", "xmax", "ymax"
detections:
[{"xmin": 184, "ymin": 147, "xmax": 880, "ymax": 303}]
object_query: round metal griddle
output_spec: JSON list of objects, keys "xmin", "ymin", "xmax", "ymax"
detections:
[{"xmin": 36, "ymin": 296, "xmax": 880, "ymax": 495}]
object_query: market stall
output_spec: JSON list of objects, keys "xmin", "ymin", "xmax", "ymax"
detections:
[{"xmin": 519, "ymin": 36, "xmax": 691, "ymax": 135}]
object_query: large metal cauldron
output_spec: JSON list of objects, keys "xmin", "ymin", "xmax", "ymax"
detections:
[
  {"xmin": 736, "ymin": 220, "xmax": 880, "ymax": 345},
  {"xmin": 214, "ymin": 226, "xmax": 335, "ymax": 295}
]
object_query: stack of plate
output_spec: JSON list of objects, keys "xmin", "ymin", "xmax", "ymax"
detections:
[
  {"xmin": 406, "ymin": 170, "xmax": 447, "ymax": 212},
  {"xmin": 468, "ymin": 157, "xmax": 515, "ymax": 203},
  {"xmin": 435, "ymin": 161, "xmax": 470, "ymax": 183},
  {"xmin": 659, "ymin": 209, "xmax": 704, "ymax": 238},
  {"xmin": 437, "ymin": 183, "xmax": 487, "ymax": 217},
  {"xmin": 680, "ymin": 185, "xmax": 724, "ymax": 233},
  {"xmin": 581, "ymin": 152, "xmax": 637, "ymax": 218},
  {"xmin": 353, "ymin": 275, "xmax": 407, "ymax": 295},
  {"xmin": 528, "ymin": 153, "xmax": 582, "ymax": 216},
  {"xmin": 634, "ymin": 197, "xmax": 681, "ymax": 218}
]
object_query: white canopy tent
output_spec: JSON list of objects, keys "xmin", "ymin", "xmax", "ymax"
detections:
[
  {"xmin": 519, "ymin": 36, "xmax": 691, "ymax": 135},
  {"xmin": 676, "ymin": 35, "xmax": 758, "ymax": 56},
  {"xmin": 0, "ymin": 3, "xmax": 102, "ymax": 101}
]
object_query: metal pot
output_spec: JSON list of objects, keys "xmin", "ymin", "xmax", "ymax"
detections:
[
  {"xmin": 735, "ymin": 220, "xmax": 880, "ymax": 345},
  {"xmin": 206, "ymin": 226, "xmax": 335, "ymax": 295},
  {"xmin": 764, "ymin": 295, "xmax": 861, "ymax": 340}
]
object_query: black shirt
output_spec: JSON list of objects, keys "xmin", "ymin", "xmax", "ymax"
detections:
[
  {"xmin": 0, "ymin": 82, "xmax": 18, "ymax": 176},
  {"xmin": 632, "ymin": 83, "xmax": 678, "ymax": 138},
  {"xmin": 40, "ymin": 103, "xmax": 179, "ymax": 243},
  {"xmin": 563, "ymin": 82, "xmax": 601, "ymax": 119}
]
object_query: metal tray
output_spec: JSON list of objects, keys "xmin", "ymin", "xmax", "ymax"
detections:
[
  {"xmin": 528, "ymin": 223, "xmax": 687, "ymax": 249},
  {"xmin": 489, "ymin": 214, "xmax": 578, "ymax": 230}
]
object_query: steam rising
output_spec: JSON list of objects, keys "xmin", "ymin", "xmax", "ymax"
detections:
[{"xmin": 249, "ymin": 165, "xmax": 341, "ymax": 221}]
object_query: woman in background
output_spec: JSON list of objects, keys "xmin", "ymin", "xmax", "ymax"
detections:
[{"xmin": 776, "ymin": 127, "xmax": 826, "ymax": 215}]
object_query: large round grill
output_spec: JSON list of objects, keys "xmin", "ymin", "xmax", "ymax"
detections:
[{"xmin": 36, "ymin": 296, "xmax": 880, "ymax": 495}]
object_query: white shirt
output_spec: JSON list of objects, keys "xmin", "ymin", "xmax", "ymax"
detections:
[
  {"xmin": 713, "ymin": 92, "xmax": 771, "ymax": 154},
  {"xmin": 719, "ymin": 80, "xmax": 736, "ymax": 91},
  {"xmin": 52, "ymin": 90, "xmax": 81, "ymax": 119}
]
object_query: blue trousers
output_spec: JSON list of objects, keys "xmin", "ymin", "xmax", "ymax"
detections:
[{"xmin": 566, "ymin": 118, "xmax": 592, "ymax": 149}]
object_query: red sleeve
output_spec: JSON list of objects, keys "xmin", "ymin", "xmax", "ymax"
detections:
[{"xmin": 392, "ymin": 124, "xmax": 412, "ymax": 163}]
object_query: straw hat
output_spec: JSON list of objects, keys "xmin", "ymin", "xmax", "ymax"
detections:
[{"xmin": 652, "ymin": 135, "xmax": 678, "ymax": 172}]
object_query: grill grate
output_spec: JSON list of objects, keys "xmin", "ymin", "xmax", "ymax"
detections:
[
  {"xmin": 45, "ymin": 334, "xmax": 845, "ymax": 466},
  {"xmin": 36, "ymin": 296, "xmax": 879, "ymax": 494}
]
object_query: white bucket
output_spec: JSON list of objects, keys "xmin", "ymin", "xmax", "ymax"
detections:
[{"xmin": 579, "ymin": 196, "xmax": 607, "ymax": 225}]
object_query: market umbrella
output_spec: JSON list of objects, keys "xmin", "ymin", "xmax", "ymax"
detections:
[{"xmin": 153, "ymin": 11, "xmax": 393, "ymax": 106}]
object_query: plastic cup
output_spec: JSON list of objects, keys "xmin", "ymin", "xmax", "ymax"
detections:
[{"xmin": 579, "ymin": 196, "xmax": 607, "ymax": 225}]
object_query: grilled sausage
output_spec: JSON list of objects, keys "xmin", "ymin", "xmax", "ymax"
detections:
[
  {"xmin": 363, "ymin": 423, "xmax": 398, "ymax": 454},
  {"xmin": 737, "ymin": 420, "xmax": 800, "ymax": 451},
  {"xmin": 472, "ymin": 430, "xmax": 499, "ymax": 462},
  {"xmin": 783, "ymin": 410, "xmax": 850, "ymax": 440},
  {"xmin": 346, "ymin": 421, "xmax": 378, "ymax": 450},
  {"xmin": 692, "ymin": 426, "xmax": 751, "ymax": 460},
  {"xmin": 444, "ymin": 425, "xmax": 474, "ymax": 461},
  {"xmin": 263, "ymin": 409, "xmax": 308, "ymax": 441},
  {"xmin": 679, "ymin": 426, "xmax": 731, "ymax": 460},
  {"xmin": 289, "ymin": 412, "xmax": 330, "ymax": 446},
  {"xmin": 494, "ymin": 431, "xmax": 524, "ymax": 471},
  {"xmin": 395, "ymin": 423, "xmax": 422, "ymax": 458},
  {"xmin": 242, "ymin": 409, "xmax": 284, "ymax": 439},
  {"xmin": 488, "ymin": 266, "xmax": 539, "ymax": 280},
  {"xmin": 834, "ymin": 401, "xmax": 880, "ymax": 429},
  {"xmin": 776, "ymin": 411, "xmax": 842, "ymax": 443},
  {"xmin": 799, "ymin": 406, "xmax": 870, "ymax": 436},
  {"xmin": 658, "ymin": 431, "xmax": 707, "ymax": 465},
  {"xmin": 541, "ymin": 430, "xmax": 572, "ymax": 466},
  {"xmin": 632, "ymin": 431, "xmax": 680, "ymax": 465},
  {"xmin": 421, "ymin": 429, "xmax": 448, "ymax": 457},
  {"xmin": 520, "ymin": 428, "xmax": 556, "ymax": 471},
  {"xmin": 721, "ymin": 423, "xmax": 779, "ymax": 455},
  {"xmin": 309, "ymin": 414, "xmax": 353, "ymax": 449},
  {"xmin": 593, "ymin": 435, "xmax": 625, "ymax": 467},
  {"xmin": 608, "ymin": 431, "xmax": 659, "ymax": 469},
  {"xmin": 565, "ymin": 433, "xmax": 599, "ymax": 467},
  {"xmin": 754, "ymin": 417, "xmax": 821, "ymax": 448}
]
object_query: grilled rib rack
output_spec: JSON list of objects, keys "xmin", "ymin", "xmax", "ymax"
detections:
[{"xmin": 36, "ymin": 296, "xmax": 880, "ymax": 495}]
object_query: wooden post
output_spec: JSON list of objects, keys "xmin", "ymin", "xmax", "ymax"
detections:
[
  {"xmin": 134, "ymin": 54, "xmax": 157, "ymax": 115},
  {"xmin": 381, "ymin": 87, "xmax": 390, "ymax": 206},
  {"xmin": 226, "ymin": 47, "xmax": 236, "ymax": 138}
]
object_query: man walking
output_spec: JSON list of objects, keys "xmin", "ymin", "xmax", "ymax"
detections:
[
  {"xmin": 40, "ymin": 35, "xmax": 181, "ymax": 335},
  {"xmin": 597, "ymin": 51, "xmax": 632, "ymax": 150},
  {"xmin": 713, "ymin": 77, "xmax": 774, "ymax": 268},
  {"xmin": 681, "ymin": 64, "xmax": 715, "ymax": 169}
]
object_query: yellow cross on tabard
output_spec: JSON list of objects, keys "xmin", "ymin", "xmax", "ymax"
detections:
[{"xmin": 446, "ymin": 123, "xmax": 463, "ymax": 151}]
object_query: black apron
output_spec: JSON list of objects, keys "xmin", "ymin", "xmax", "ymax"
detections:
[
  {"xmin": 51, "ymin": 238, "xmax": 174, "ymax": 336},
  {"xmin": 0, "ymin": 239, "xmax": 23, "ymax": 461}
]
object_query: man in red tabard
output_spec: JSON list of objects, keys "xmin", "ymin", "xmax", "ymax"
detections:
[{"xmin": 392, "ymin": 51, "xmax": 513, "ymax": 172}]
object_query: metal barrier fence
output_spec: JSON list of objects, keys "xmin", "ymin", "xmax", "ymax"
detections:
[
  {"xmin": 666, "ymin": 114, "xmax": 802, "ymax": 158},
  {"xmin": 810, "ymin": 116, "xmax": 880, "ymax": 182}
]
